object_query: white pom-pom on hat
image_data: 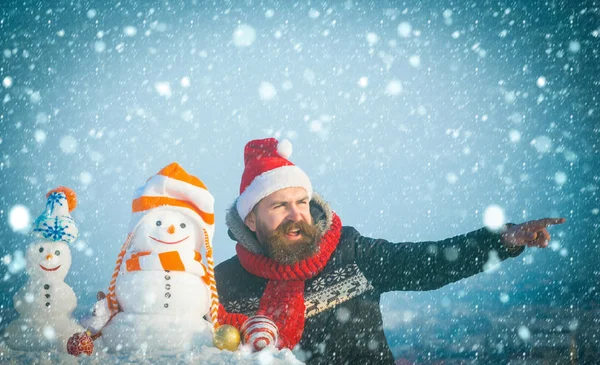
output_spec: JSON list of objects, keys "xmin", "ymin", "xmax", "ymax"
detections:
[{"xmin": 276, "ymin": 139, "xmax": 292, "ymax": 159}]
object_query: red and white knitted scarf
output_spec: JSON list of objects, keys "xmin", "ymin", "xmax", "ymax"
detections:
[{"xmin": 219, "ymin": 213, "xmax": 342, "ymax": 349}]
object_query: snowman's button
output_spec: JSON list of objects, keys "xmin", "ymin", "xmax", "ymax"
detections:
[
  {"xmin": 164, "ymin": 303, "xmax": 169, "ymax": 308},
  {"xmin": 165, "ymin": 284, "xmax": 171, "ymax": 290},
  {"xmin": 165, "ymin": 292, "xmax": 171, "ymax": 298},
  {"xmin": 165, "ymin": 275, "xmax": 171, "ymax": 280},
  {"xmin": 45, "ymin": 294, "xmax": 50, "ymax": 298},
  {"xmin": 44, "ymin": 284, "xmax": 50, "ymax": 290},
  {"xmin": 45, "ymin": 302, "xmax": 50, "ymax": 307}
]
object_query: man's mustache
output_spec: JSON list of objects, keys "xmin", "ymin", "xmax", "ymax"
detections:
[{"xmin": 275, "ymin": 219, "xmax": 315, "ymax": 235}]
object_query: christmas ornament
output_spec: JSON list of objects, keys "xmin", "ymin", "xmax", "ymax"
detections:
[
  {"xmin": 67, "ymin": 331, "xmax": 94, "ymax": 356},
  {"xmin": 213, "ymin": 324, "xmax": 241, "ymax": 351},
  {"xmin": 241, "ymin": 315, "xmax": 279, "ymax": 351}
]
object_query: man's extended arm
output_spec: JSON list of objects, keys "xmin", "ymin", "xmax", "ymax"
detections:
[
  {"xmin": 354, "ymin": 226, "xmax": 522, "ymax": 293},
  {"xmin": 354, "ymin": 217, "xmax": 565, "ymax": 293}
]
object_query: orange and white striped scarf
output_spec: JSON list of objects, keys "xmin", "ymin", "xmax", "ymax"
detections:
[{"xmin": 124, "ymin": 249, "xmax": 210, "ymax": 285}]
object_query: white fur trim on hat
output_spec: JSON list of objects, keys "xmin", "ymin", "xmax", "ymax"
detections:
[{"xmin": 236, "ymin": 165, "xmax": 312, "ymax": 221}]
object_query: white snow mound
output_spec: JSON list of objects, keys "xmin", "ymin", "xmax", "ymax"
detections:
[{"xmin": 0, "ymin": 342, "xmax": 305, "ymax": 364}]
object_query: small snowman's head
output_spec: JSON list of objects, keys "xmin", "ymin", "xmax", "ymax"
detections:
[
  {"xmin": 92, "ymin": 292, "xmax": 110, "ymax": 318},
  {"xmin": 130, "ymin": 208, "xmax": 203, "ymax": 253},
  {"xmin": 26, "ymin": 241, "xmax": 71, "ymax": 281}
]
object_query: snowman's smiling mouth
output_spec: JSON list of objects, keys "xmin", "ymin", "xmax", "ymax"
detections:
[
  {"xmin": 40, "ymin": 264, "xmax": 61, "ymax": 272},
  {"xmin": 148, "ymin": 236, "xmax": 190, "ymax": 245}
]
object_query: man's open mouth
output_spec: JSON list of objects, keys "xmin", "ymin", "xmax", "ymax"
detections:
[{"xmin": 286, "ymin": 229, "xmax": 302, "ymax": 238}]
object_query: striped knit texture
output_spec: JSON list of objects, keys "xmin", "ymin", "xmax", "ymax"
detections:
[
  {"xmin": 218, "ymin": 303, "xmax": 248, "ymax": 328},
  {"xmin": 202, "ymin": 227, "xmax": 220, "ymax": 330},
  {"xmin": 107, "ymin": 233, "xmax": 133, "ymax": 317},
  {"xmin": 125, "ymin": 250, "xmax": 206, "ymax": 276}
]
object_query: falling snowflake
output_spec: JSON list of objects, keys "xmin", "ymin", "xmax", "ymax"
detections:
[
  {"xmin": 397, "ymin": 22, "xmax": 412, "ymax": 37},
  {"xmin": 483, "ymin": 205, "xmax": 505, "ymax": 231},
  {"xmin": 232, "ymin": 24, "xmax": 256, "ymax": 47},
  {"xmin": 8, "ymin": 205, "xmax": 31, "ymax": 232},
  {"xmin": 259, "ymin": 82, "xmax": 277, "ymax": 101}
]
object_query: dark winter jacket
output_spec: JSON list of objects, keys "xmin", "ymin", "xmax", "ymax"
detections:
[{"xmin": 215, "ymin": 194, "xmax": 524, "ymax": 365}]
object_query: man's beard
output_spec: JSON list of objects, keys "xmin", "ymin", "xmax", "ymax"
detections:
[{"xmin": 255, "ymin": 219, "xmax": 320, "ymax": 265}]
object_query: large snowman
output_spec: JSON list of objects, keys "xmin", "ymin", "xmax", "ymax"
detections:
[
  {"xmin": 84, "ymin": 163, "xmax": 221, "ymax": 354},
  {"xmin": 4, "ymin": 187, "xmax": 84, "ymax": 352}
]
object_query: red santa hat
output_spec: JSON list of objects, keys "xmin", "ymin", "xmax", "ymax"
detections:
[{"xmin": 236, "ymin": 138, "xmax": 312, "ymax": 221}]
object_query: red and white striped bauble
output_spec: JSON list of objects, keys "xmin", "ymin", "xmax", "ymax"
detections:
[{"xmin": 240, "ymin": 315, "xmax": 279, "ymax": 351}]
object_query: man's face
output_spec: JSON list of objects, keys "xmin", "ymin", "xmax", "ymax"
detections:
[{"xmin": 245, "ymin": 187, "xmax": 319, "ymax": 264}]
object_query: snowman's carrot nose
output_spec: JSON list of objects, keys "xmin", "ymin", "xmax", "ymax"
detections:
[
  {"xmin": 46, "ymin": 254, "xmax": 53, "ymax": 260},
  {"xmin": 167, "ymin": 224, "xmax": 176, "ymax": 234}
]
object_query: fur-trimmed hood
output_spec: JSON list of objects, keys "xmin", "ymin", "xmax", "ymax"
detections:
[{"xmin": 225, "ymin": 193, "xmax": 334, "ymax": 254}]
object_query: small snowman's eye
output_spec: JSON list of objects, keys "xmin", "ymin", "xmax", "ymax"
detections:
[
  {"xmin": 55, "ymin": 250, "xmax": 60, "ymax": 256},
  {"xmin": 39, "ymin": 247, "xmax": 44, "ymax": 253},
  {"xmin": 156, "ymin": 220, "xmax": 162, "ymax": 226},
  {"xmin": 180, "ymin": 223, "xmax": 186, "ymax": 229}
]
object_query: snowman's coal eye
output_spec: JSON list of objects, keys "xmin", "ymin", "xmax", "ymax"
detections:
[
  {"xmin": 156, "ymin": 220, "xmax": 162, "ymax": 226},
  {"xmin": 55, "ymin": 250, "xmax": 60, "ymax": 256},
  {"xmin": 180, "ymin": 223, "xmax": 186, "ymax": 229},
  {"xmin": 39, "ymin": 247, "xmax": 44, "ymax": 253}
]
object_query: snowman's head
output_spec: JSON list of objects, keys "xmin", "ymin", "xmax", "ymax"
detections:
[
  {"xmin": 26, "ymin": 241, "xmax": 71, "ymax": 281},
  {"xmin": 130, "ymin": 208, "xmax": 203, "ymax": 253},
  {"xmin": 92, "ymin": 292, "xmax": 110, "ymax": 318}
]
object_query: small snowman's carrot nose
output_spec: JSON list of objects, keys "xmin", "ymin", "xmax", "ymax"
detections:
[
  {"xmin": 46, "ymin": 254, "xmax": 53, "ymax": 260},
  {"xmin": 167, "ymin": 224, "xmax": 176, "ymax": 234}
]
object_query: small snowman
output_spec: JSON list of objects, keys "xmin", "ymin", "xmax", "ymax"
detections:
[
  {"xmin": 4, "ymin": 187, "xmax": 84, "ymax": 352},
  {"xmin": 68, "ymin": 163, "xmax": 224, "ymax": 355},
  {"xmin": 80, "ymin": 291, "xmax": 110, "ymax": 334}
]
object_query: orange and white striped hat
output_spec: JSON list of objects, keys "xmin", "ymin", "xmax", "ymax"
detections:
[{"xmin": 128, "ymin": 162, "xmax": 215, "ymax": 239}]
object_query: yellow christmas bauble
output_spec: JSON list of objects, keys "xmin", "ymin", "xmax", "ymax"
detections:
[{"xmin": 213, "ymin": 324, "xmax": 241, "ymax": 351}]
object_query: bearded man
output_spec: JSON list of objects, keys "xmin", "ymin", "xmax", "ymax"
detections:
[{"xmin": 215, "ymin": 138, "xmax": 565, "ymax": 365}]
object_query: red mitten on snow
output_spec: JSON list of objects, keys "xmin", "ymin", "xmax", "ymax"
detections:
[
  {"xmin": 240, "ymin": 315, "xmax": 279, "ymax": 351},
  {"xmin": 67, "ymin": 331, "xmax": 94, "ymax": 356}
]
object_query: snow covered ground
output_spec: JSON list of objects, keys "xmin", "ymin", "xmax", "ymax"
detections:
[{"xmin": 0, "ymin": 342, "xmax": 304, "ymax": 365}]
